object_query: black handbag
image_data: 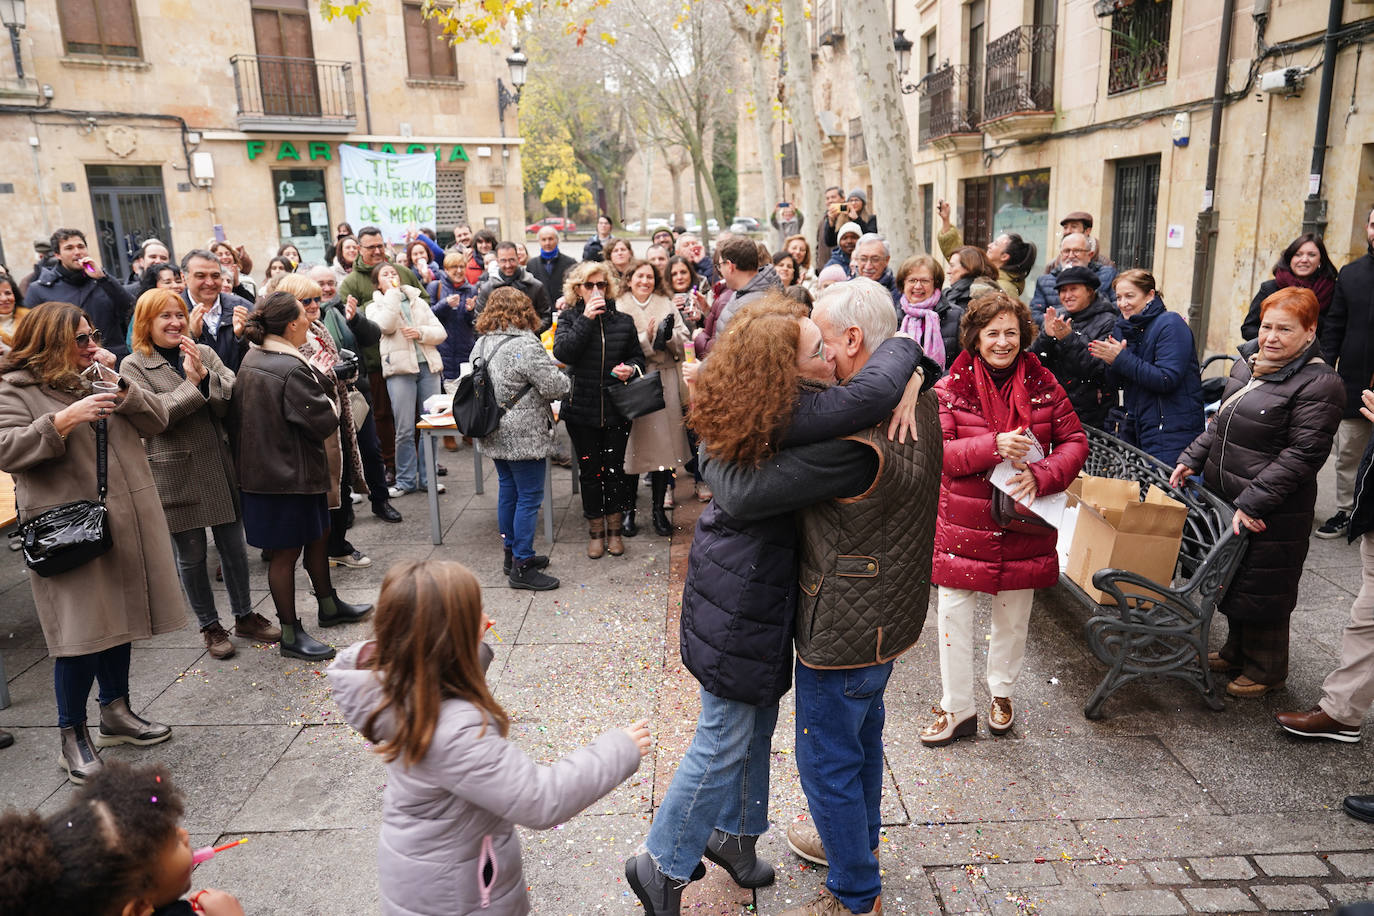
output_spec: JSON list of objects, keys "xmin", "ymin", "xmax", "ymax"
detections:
[
  {"xmin": 605, "ymin": 368, "xmax": 665, "ymax": 420},
  {"xmin": 990, "ymin": 489, "xmax": 1055, "ymax": 537},
  {"xmin": 451, "ymin": 336, "xmax": 533, "ymax": 438},
  {"xmin": 19, "ymin": 419, "xmax": 113, "ymax": 577}
]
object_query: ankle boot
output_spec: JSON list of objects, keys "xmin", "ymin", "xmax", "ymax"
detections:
[
  {"xmin": 504, "ymin": 546, "xmax": 549, "ymax": 575},
  {"xmin": 59, "ymin": 723, "xmax": 103, "ymax": 785},
  {"xmin": 510, "ymin": 559, "xmax": 560, "ymax": 591},
  {"xmin": 587, "ymin": 517, "xmax": 607, "ymax": 560},
  {"xmin": 317, "ymin": 590, "xmax": 373, "ymax": 628},
  {"xmin": 651, "ymin": 474, "xmax": 672, "ymax": 536},
  {"xmin": 624, "ymin": 851, "xmax": 706, "ymax": 916},
  {"xmin": 605, "ymin": 512, "xmax": 626, "ymax": 556},
  {"xmin": 622, "ymin": 508, "xmax": 640, "ymax": 538},
  {"xmin": 704, "ymin": 829, "xmax": 775, "ymax": 888},
  {"xmin": 95, "ymin": 696, "xmax": 171, "ymax": 748},
  {"xmin": 279, "ymin": 622, "xmax": 336, "ymax": 661}
]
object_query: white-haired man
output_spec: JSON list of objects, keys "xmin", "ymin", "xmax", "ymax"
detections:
[
  {"xmin": 850, "ymin": 234, "xmax": 896, "ymax": 303},
  {"xmin": 703, "ymin": 278, "xmax": 942, "ymax": 916}
]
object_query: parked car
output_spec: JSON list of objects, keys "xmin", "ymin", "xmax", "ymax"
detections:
[
  {"xmin": 524, "ymin": 216, "xmax": 577, "ymax": 234},
  {"xmin": 730, "ymin": 217, "xmax": 761, "ymax": 233}
]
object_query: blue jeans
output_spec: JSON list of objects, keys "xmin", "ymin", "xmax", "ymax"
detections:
[
  {"xmin": 793, "ymin": 659, "xmax": 893, "ymax": 913},
  {"xmin": 387, "ymin": 364, "xmax": 442, "ymax": 491},
  {"xmin": 171, "ymin": 520, "xmax": 253, "ymax": 629},
  {"xmin": 645, "ymin": 688, "xmax": 778, "ymax": 882},
  {"xmin": 493, "ymin": 458, "xmax": 546, "ymax": 562},
  {"xmin": 54, "ymin": 642, "xmax": 131, "ymax": 727}
]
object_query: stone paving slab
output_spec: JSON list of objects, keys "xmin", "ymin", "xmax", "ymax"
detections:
[
  {"xmin": 1254, "ymin": 852, "xmax": 1331, "ymax": 877},
  {"xmin": 1179, "ymin": 885, "xmax": 1259, "ymax": 912},
  {"xmin": 1250, "ymin": 882, "xmax": 1332, "ymax": 911}
]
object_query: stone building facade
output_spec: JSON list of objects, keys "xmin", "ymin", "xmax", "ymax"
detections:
[
  {"xmin": 0, "ymin": 0, "xmax": 524, "ymax": 280},
  {"xmin": 737, "ymin": 0, "xmax": 1374, "ymax": 353}
]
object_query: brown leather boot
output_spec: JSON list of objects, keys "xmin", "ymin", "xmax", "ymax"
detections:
[
  {"xmin": 605, "ymin": 512, "xmax": 625, "ymax": 556},
  {"xmin": 587, "ymin": 516, "xmax": 606, "ymax": 560}
]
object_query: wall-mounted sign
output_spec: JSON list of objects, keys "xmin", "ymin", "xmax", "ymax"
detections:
[{"xmin": 245, "ymin": 140, "xmax": 470, "ymax": 163}]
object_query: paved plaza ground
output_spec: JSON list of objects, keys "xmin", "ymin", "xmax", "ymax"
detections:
[{"xmin": 2, "ymin": 448, "xmax": 1374, "ymax": 914}]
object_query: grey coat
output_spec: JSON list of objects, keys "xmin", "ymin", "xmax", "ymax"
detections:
[
  {"xmin": 120, "ymin": 346, "xmax": 239, "ymax": 534},
  {"xmin": 470, "ymin": 330, "xmax": 570, "ymax": 462},
  {"xmin": 327, "ymin": 641, "xmax": 642, "ymax": 916},
  {"xmin": 0, "ymin": 369, "xmax": 186, "ymax": 656}
]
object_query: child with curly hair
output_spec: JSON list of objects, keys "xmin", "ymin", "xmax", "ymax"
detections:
[{"xmin": 0, "ymin": 761, "xmax": 244, "ymax": 916}]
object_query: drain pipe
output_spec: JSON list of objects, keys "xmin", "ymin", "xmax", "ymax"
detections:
[
  {"xmin": 355, "ymin": 16, "xmax": 373, "ymax": 134},
  {"xmin": 1301, "ymin": 0, "xmax": 1344, "ymax": 236},
  {"xmin": 1186, "ymin": 0, "xmax": 1236, "ymax": 355}
]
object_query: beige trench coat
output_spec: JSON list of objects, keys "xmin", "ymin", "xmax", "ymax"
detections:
[
  {"xmin": 0, "ymin": 369, "xmax": 187, "ymax": 656},
  {"xmin": 621, "ymin": 293, "xmax": 692, "ymax": 474},
  {"xmin": 120, "ymin": 346, "xmax": 240, "ymax": 534}
]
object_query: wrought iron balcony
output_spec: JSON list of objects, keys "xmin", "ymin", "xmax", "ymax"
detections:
[
  {"xmin": 918, "ymin": 65, "xmax": 981, "ymax": 153},
  {"xmin": 1107, "ymin": 1, "xmax": 1171, "ymax": 95},
  {"xmin": 230, "ymin": 55, "xmax": 357, "ymax": 133},
  {"xmin": 981, "ymin": 25, "xmax": 1056, "ymax": 139}
]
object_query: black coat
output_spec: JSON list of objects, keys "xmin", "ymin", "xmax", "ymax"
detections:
[
  {"xmin": 1030, "ymin": 293, "xmax": 1119, "ymax": 429},
  {"xmin": 1319, "ymin": 246, "xmax": 1374, "ymax": 419},
  {"xmin": 822, "ymin": 212, "xmax": 878, "ymax": 248},
  {"xmin": 526, "ymin": 251, "xmax": 577, "ymax": 307},
  {"xmin": 24, "ymin": 264, "xmax": 135, "ymax": 361},
  {"xmin": 475, "ymin": 269, "xmax": 553, "ymax": 333},
  {"xmin": 552, "ymin": 298, "xmax": 645, "ymax": 428},
  {"xmin": 183, "ymin": 291, "xmax": 252, "ymax": 372},
  {"xmin": 1179, "ymin": 340, "xmax": 1344, "ymax": 623}
]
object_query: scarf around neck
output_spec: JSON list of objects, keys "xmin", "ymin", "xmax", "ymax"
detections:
[
  {"xmin": 972, "ymin": 352, "xmax": 1032, "ymax": 433},
  {"xmin": 1274, "ymin": 267, "xmax": 1335, "ymax": 312},
  {"xmin": 899, "ymin": 290, "xmax": 945, "ymax": 367}
]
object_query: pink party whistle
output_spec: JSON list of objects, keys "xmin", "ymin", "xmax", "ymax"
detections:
[{"xmin": 192, "ymin": 837, "xmax": 247, "ymax": 866}]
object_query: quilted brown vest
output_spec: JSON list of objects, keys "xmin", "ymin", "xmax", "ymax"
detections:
[{"xmin": 795, "ymin": 390, "xmax": 942, "ymax": 668}]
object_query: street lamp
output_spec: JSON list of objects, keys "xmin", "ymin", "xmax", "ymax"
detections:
[
  {"xmin": 892, "ymin": 28, "xmax": 920, "ymax": 95},
  {"xmin": 0, "ymin": 0, "xmax": 26, "ymax": 82},
  {"xmin": 497, "ymin": 44, "xmax": 527, "ymax": 127}
]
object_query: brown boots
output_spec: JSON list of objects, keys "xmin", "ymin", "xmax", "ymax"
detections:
[
  {"xmin": 587, "ymin": 517, "xmax": 606, "ymax": 559},
  {"xmin": 605, "ymin": 512, "xmax": 626, "ymax": 556}
]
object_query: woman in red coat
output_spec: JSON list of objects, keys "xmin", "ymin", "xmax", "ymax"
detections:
[{"xmin": 923, "ymin": 293, "xmax": 1088, "ymax": 747}]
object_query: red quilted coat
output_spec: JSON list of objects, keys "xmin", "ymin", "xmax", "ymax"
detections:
[{"xmin": 933, "ymin": 349, "xmax": 1089, "ymax": 594}]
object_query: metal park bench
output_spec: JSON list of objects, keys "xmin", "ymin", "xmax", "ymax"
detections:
[{"xmin": 1060, "ymin": 427, "xmax": 1250, "ymax": 719}]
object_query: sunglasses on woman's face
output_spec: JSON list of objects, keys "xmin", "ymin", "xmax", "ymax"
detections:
[
  {"xmin": 75, "ymin": 331, "xmax": 104, "ymax": 348},
  {"xmin": 301, "ymin": 297, "xmax": 322, "ymax": 305},
  {"xmin": 583, "ymin": 281, "xmax": 608, "ymax": 291}
]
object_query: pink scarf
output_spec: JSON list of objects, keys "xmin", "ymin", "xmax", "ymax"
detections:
[{"xmin": 899, "ymin": 290, "xmax": 945, "ymax": 368}]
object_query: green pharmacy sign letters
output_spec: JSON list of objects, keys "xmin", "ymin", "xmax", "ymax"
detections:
[{"xmin": 245, "ymin": 140, "xmax": 470, "ymax": 164}]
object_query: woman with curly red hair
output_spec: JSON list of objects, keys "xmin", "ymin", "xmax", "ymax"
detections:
[{"xmin": 624, "ymin": 293, "xmax": 925, "ymax": 913}]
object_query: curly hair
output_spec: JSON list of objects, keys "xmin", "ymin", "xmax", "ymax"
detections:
[
  {"xmin": 364, "ymin": 559, "xmax": 508, "ymax": 766},
  {"xmin": 476, "ymin": 287, "xmax": 539, "ymax": 334},
  {"xmin": 958, "ymin": 291, "xmax": 1034, "ymax": 354},
  {"xmin": 688, "ymin": 294, "xmax": 808, "ymax": 466},
  {"xmin": 562, "ymin": 261, "xmax": 619, "ymax": 306},
  {"xmin": 0, "ymin": 301, "xmax": 91, "ymax": 392},
  {"xmin": 0, "ymin": 762, "xmax": 185, "ymax": 916}
]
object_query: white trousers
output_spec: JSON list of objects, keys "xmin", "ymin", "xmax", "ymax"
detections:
[{"xmin": 936, "ymin": 586, "xmax": 1036, "ymax": 719}]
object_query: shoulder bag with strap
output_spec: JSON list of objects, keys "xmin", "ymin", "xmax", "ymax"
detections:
[
  {"xmin": 450, "ymin": 335, "xmax": 534, "ymax": 438},
  {"xmin": 19, "ymin": 418, "xmax": 113, "ymax": 577}
]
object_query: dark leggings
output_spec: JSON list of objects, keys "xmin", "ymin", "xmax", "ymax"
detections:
[
  {"xmin": 54, "ymin": 642, "xmax": 131, "ymax": 727},
  {"xmin": 354, "ymin": 404, "xmax": 391, "ymax": 507},
  {"xmin": 566, "ymin": 421, "xmax": 635, "ymax": 519},
  {"xmin": 266, "ymin": 534, "xmax": 334, "ymax": 627}
]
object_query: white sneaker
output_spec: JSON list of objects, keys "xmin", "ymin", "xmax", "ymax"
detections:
[
  {"xmin": 350, "ymin": 492, "xmax": 364, "ymax": 505},
  {"xmin": 387, "ymin": 486, "xmax": 409, "ymax": 498}
]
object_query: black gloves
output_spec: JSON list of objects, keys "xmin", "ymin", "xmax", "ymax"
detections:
[{"xmin": 652, "ymin": 314, "xmax": 674, "ymax": 352}]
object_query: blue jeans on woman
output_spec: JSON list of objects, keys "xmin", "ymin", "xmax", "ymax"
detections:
[
  {"xmin": 493, "ymin": 458, "xmax": 546, "ymax": 562},
  {"xmin": 645, "ymin": 687, "xmax": 778, "ymax": 882},
  {"xmin": 386, "ymin": 363, "xmax": 442, "ymax": 492},
  {"xmin": 793, "ymin": 658, "xmax": 893, "ymax": 914},
  {"xmin": 54, "ymin": 642, "xmax": 131, "ymax": 727}
]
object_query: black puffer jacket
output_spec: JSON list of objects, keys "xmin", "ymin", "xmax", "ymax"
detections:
[
  {"xmin": 1319, "ymin": 246, "xmax": 1374, "ymax": 419},
  {"xmin": 1179, "ymin": 339, "xmax": 1344, "ymax": 623},
  {"xmin": 552, "ymin": 298, "xmax": 645, "ymax": 428},
  {"xmin": 1029, "ymin": 293, "xmax": 1118, "ymax": 429}
]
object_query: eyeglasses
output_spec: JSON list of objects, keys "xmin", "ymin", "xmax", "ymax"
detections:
[
  {"xmin": 582, "ymin": 281, "xmax": 608, "ymax": 291},
  {"xmin": 360, "ymin": 242, "xmax": 386, "ymax": 252},
  {"xmin": 852, "ymin": 255, "xmax": 887, "ymax": 265},
  {"xmin": 1061, "ymin": 247, "xmax": 1090, "ymax": 256},
  {"xmin": 75, "ymin": 331, "xmax": 104, "ymax": 347},
  {"xmin": 808, "ymin": 339, "xmax": 826, "ymax": 362}
]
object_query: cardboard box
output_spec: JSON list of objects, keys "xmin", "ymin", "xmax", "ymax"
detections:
[{"xmin": 1065, "ymin": 477, "xmax": 1189, "ymax": 605}]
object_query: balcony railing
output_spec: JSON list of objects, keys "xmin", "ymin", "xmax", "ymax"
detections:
[
  {"xmin": 230, "ymin": 55, "xmax": 357, "ymax": 132},
  {"xmin": 983, "ymin": 25, "xmax": 1056, "ymax": 122},
  {"xmin": 1107, "ymin": 1, "xmax": 1171, "ymax": 95},
  {"xmin": 919, "ymin": 65, "xmax": 979, "ymax": 147}
]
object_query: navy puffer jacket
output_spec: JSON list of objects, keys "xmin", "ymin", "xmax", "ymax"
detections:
[
  {"xmin": 1104, "ymin": 297, "xmax": 1205, "ymax": 467},
  {"xmin": 679, "ymin": 338, "xmax": 922, "ymax": 706},
  {"xmin": 426, "ymin": 273, "xmax": 479, "ymax": 378}
]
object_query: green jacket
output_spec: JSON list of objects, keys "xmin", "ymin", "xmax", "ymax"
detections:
[{"xmin": 338, "ymin": 259, "xmax": 428, "ymax": 372}]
